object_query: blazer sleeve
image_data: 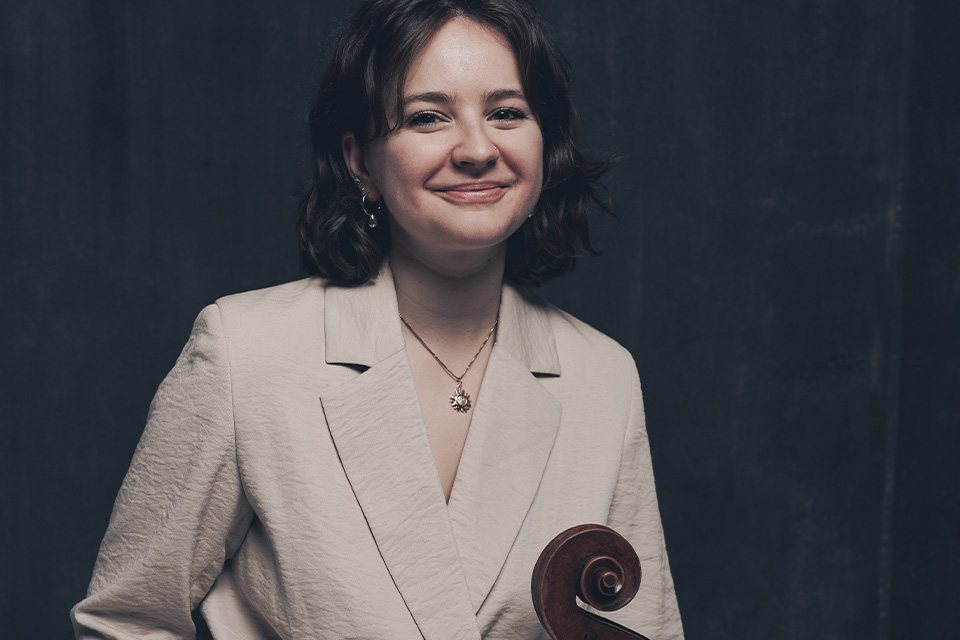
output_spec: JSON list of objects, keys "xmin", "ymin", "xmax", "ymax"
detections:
[
  {"xmin": 71, "ymin": 304, "xmax": 255, "ymax": 639},
  {"xmin": 605, "ymin": 372, "xmax": 685, "ymax": 640}
]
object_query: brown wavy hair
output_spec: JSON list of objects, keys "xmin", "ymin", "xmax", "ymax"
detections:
[{"xmin": 297, "ymin": 0, "xmax": 614, "ymax": 286}]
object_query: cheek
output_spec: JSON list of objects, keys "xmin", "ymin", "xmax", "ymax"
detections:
[
  {"xmin": 499, "ymin": 129, "xmax": 543, "ymax": 174},
  {"xmin": 521, "ymin": 135, "xmax": 545, "ymax": 194},
  {"xmin": 523, "ymin": 131, "xmax": 545, "ymax": 180},
  {"xmin": 371, "ymin": 139, "xmax": 446, "ymax": 196}
]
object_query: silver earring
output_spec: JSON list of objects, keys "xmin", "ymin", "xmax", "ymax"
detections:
[
  {"xmin": 361, "ymin": 192, "xmax": 381, "ymax": 228},
  {"xmin": 352, "ymin": 174, "xmax": 362, "ymax": 187}
]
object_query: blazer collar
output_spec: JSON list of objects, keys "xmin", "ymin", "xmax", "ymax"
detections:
[
  {"xmin": 324, "ymin": 262, "xmax": 406, "ymax": 368},
  {"xmin": 495, "ymin": 282, "xmax": 562, "ymax": 376},
  {"xmin": 320, "ymin": 350, "xmax": 482, "ymax": 640},
  {"xmin": 445, "ymin": 346, "xmax": 562, "ymax": 612},
  {"xmin": 320, "ymin": 262, "xmax": 563, "ymax": 635},
  {"xmin": 324, "ymin": 261, "xmax": 562, "ymax": 376}
]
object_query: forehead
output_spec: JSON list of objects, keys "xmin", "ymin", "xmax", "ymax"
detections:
[{"xmin": 402, "ymin": 17, "xmax": 523, "ymax": 96}]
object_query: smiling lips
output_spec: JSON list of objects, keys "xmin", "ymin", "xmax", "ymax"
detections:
[{"xmin": 433, "ymin": 182, "xmax": 510, "ymax": 204}]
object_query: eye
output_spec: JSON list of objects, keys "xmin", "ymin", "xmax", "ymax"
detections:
[
  {"xmin": 490, "ymin": 106, "xmax": 529, "ymax": 122},
  {"xmin": 405, "ymin": 110, "xmax": 444, "ymax": 128}
]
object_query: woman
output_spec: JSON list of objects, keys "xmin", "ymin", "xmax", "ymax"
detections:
[{"xmin": 72, "ymin": 1, "xmax": 683, "ymax": 638}]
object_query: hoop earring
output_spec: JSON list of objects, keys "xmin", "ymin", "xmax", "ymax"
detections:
[{"xmin": 361, "ymin": 192, "xmax": 381, "ymax": 229}]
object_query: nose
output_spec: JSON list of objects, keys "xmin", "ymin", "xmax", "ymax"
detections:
[{"xmin": 451, "ymin": 121, "xmax": 499, "ymax": 169}]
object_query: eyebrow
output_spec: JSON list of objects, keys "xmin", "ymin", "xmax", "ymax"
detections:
[{"xmin": 402, "ymin": 88, "xmax": 527, "ymax": 108}]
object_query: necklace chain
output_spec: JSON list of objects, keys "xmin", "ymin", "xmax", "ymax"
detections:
[{"xmin": 398, "ymin": 311, "xmax": 499, "ymax": 413}]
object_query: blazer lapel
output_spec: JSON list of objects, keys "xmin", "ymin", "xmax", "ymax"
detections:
[
  {"xmin": 446, "ymin": 285, "xmax": 563, "ymax": 612},
  {"xmin": 320, "ymin": 266, "xmax": 481, "ymax": 640}
]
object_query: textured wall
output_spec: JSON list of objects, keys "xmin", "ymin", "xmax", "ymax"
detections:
[{"xmin": 1, "ymin": 1, "xmax": 956, "ymax": 638}]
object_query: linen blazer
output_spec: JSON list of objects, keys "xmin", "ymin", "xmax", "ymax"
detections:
[{"xmin": 72, "ymin": 265, "xmax": 683, "ymax": 640}]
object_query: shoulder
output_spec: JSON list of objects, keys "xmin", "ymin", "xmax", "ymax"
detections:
[
  {"xmin": 201, "ymin": 277, "xmax": 334, "ymax": 360},
  {"xmin": 214, "ymin": 277, "xmax": 327, "ymax": 320}
]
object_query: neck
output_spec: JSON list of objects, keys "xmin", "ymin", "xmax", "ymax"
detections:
[{"xmin": 389, "ymin": 242, "xmax": 505, "ymax": 341}]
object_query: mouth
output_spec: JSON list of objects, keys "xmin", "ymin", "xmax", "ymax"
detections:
[{"xmin": 433, "ymin": 182, "xmax": 509, "ymax": 204}]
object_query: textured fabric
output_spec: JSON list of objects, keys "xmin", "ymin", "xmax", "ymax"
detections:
[{"xmin": 71, "ymin": 264, "xmax": 684, "ymax": 640}]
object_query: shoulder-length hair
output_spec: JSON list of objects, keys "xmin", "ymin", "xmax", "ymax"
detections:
[{"xmin": 297, "ymin": 0, "xmax": 614, "ymax": 286}]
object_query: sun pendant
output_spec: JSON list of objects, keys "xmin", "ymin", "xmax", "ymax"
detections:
[{"xmin": 450, "ymin": 387, "xmax": 472, "ymax": 413}]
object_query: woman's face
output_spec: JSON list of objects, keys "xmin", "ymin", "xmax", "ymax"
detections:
[{"xmin": 344, "ymin": 17, "xmax": 544, "ymax": 273}]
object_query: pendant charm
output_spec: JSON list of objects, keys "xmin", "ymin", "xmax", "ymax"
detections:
[{"xmin": 450, "ymin": 384, "xmax": 472, "ymax": 413}]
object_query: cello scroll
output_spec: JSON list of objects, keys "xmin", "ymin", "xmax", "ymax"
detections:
[{"xmin": 531, "ymin": 524, "xmax": 651, "ymax": 640}]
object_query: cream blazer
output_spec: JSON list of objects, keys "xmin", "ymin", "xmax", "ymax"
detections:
[{"xmin": 72, "ymin": 265, "xmax": 683, "ymax": 640}]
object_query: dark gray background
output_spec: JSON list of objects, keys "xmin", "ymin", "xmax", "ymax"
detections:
[{"xmin": 1, "ymin": 0, "xmax": 957, "ymax": 638}]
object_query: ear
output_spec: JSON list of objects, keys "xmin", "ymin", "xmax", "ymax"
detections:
[{"xmin": 342, "ymin": 132, "xmax": 382, "ymax": 200}]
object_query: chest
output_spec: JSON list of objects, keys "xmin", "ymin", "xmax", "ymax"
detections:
[{"xmin": 404, "ymin": 334, "xmax": 494, "ymax": 501}]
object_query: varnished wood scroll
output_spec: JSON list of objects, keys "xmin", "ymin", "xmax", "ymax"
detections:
[{"xmin": 532, "ymin": 524, "xmax": 651, "ymax": 640}]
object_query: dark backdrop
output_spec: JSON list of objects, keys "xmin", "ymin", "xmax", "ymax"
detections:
[{"xmin": 1, "ymin": 1, "xmax": 957, "ymax": 638}]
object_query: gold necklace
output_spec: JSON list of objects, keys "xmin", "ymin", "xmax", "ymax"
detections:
[{"xmin": 399, "ymin": 312, "xmax": 499, "ymax": 413}]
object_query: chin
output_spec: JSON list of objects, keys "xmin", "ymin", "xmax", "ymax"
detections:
[
  {"xmin": 444, "ymin": 216, "xmax": 527, "ymax": 247},
  {"xmin": 389, "ymin": 213, "xmax": 526, "ymax": 270}
]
